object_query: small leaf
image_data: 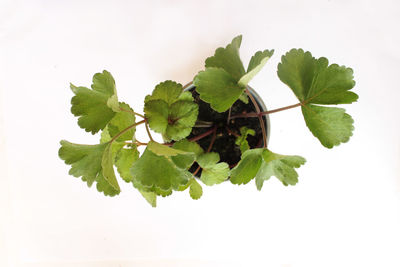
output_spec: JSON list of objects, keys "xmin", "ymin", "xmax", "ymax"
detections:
[
  {"xmin": 301, "ymin": 104, "xmax": 354, "ymax": 148},
  {"xmin": 205, "ymin": 35, "xmax": 245, "ymax": 81},
  {"xmin": 107, "ymin": 102, "xmax": 136, "ymax": 142},
  {"xmin": 196, "ymin": 152, "xmax": 229, "ymax": 185},
  {"xmin": 139, "ymin": 190, "xmax": 157, "ymax": 207},
  {"xmin": 238, "ymin": 92, "xmax": 249, "ymax": 104},
  {"xmin": 255, "ymin": 149, "xmax": 306, "ymax": 189},
  {"xmin": 100, "ymin": 126, "xmax": 112, "ymax": 143},
  {"xmin": 235, "ymin": 127, "xmax": 256, "ymax": 153},
  {"xmin": 164, "ymin": 100, "xmax": 199, "ymax": 141},
  {"xmin": 230, "ymin": 148, "xmax": 263, "ymax": 185},
  {"xmin": 70, "ymin": 71, "xmax": 119, "ymax": 134},
  {"xmin": 194, "ymin": 67, "xmax": 245, "ymax": 112},
  {"xmin": 189, "ymin": 179, "xmax": 203, "ymax": 200},
  {"xmin": 239, "ymin": 50, "xmax": 274, "ymax": 86},
  {"xmin": 101, "ymin": 143, "xmax": 121, "ymax": 191},
  {"xmin": 144, "ymin": 81, "xmax": 199, "ymax": 141},
  {"xmin": 171, "ymin": 139, "xmax": 204, "ymax": 169}
]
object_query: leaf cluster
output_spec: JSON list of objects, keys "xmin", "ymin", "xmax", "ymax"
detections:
[{"xmin": 59, "ymin": 36, "xmax": 358, "ymax": 207}]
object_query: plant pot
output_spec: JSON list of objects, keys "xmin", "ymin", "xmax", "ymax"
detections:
[{"xmin": 183, "ymin": 82, "xmax": 270, "ymax": 169}]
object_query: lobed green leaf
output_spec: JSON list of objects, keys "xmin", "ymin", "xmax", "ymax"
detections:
[
  {"xmin": 277, "ymin": 49, "xmax": 358, "ymax": 148},
  {"xmin": 70, "ymin": 70, "xmax": 119, "ymax": 134}
]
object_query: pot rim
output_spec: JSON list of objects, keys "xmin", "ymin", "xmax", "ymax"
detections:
[{"xmin": 182, "ymin": 81, "xmax": 270, "ymax": 146}]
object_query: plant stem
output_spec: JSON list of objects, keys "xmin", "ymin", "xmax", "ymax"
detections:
[
  {"xmin": 245, "ymin": 88, "xmax": 267, "ymax": 148},
  {"xmin": 193, "ymin": 126, "xmax": 217, "ymax": 177},
  {"xmin": 144, "ymin": 120, "xmax": 154, "ymax": 142},
  {"xmin": 207, "ymin": 127, "xmax": 217, "ymax": 153},
  {"xmin": 230, "ymin": 102, "xmax": 303, "ymax": 119},
  {"xmin": 110, "ymin": 120, "xmax": 145, "ymax": 143},
  {"xmin": 226, "ymin": 107, "xmax": 232, "ymax": 124},
  {"xmin": 225, "ymin": 126, "xmax": 240, "ymax": 137},
  {"xmin": 189, "ymin": 126, "xmax": 218, "ymax": 143},
  {"xmin": 120, "ymin": 107, "xmax": 146, "ymax": 119}
]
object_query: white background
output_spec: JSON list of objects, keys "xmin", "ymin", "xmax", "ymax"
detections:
[{"xmin": 1, "ymin": 0, "xmax": 399, "ymax": 266}]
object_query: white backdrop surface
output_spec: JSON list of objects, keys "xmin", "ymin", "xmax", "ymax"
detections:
[{"xmin": 1, "ymin": 0, "xmax": 399, "ymax": 266}]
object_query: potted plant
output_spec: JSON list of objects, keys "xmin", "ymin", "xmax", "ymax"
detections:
[{"xmin": 59, "ymin": 35, "xmax": 358, "ymax": 207}]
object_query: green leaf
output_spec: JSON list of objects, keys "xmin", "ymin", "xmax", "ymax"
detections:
[
  {"xmin": 144, "ymin": 100, "xmax": 169, "ymax": 133},
  {"xmin": 70, "ymin": 71, "xmax": 119, "ymax": 134},
  {"xmin": 115, "ymin": 146, "xmax": 139, "ymax": 182},
  {"xmin": 100, "ymin": 126, "xmax": 112, "ymax": 143},
  {"xmin": 139, "ymin": 190, "xmax": 157, "ymax": 207},
  {"xmin": 238, "ymin": 92, "xmax": 249, "ymax": 104},
  {"xmin": 92, "ymin": 70, "xmax": 119, "ymax": 112},
  {"xmin": 278, "ymin": 49, "xmax": 357, "ymax": 104},
  {"xmin": 147, "ymin": 141, "xmax": 192, "ymax": 157},
  {"xmin": 235, "ymin": 127, "xmax": 256, "ymax": 153},
  {"xmin": 277, "ymin": 49, "xmax": 358, "ymax": 148},
  {"xmin": 101, "ymin": 143, "xmax": 121, "ymax": 191},
  {"xmin": 301, "ymin": 105, "xmax": 354, "ymax": 148},
  {"xmin": 164, "ymin": 100, "xmax": 199, "ymax": 141},
  {"xmin": 107, "ymin": 102, "xmax": 136, "ymax": 142},
  {"xmin": 230, "ymin": 148, "xmax": 264, "ymax": 185},
  {"xmin": 96, "ymin": 172, "xmax": 120, "ymax": 196},
  {"xmin": 58, "ymin": 140, "xmax": 120, "ymax": 196},
  {"xmin": 178, "ymin": 91, "xmax": 194, "ymax": 101},
  {"xmin": 131, "ymin": 148, "xmax": 192, "ymax": 192},
  {"xmin": 239, "ymin": 50, "xmax": 274, "ymax": 87},
  {"xmin": 255, "ymin": 149, "xmax": 306, "ymax": 189},
  {"xmin": 189, "ymin": 178, "xmax": 203, "ymax": 200},
  {"xmin": 205, "ymin": 35, "xmax": 245, "ymax": 81},
  {"xmin": 144, "ymin": 81, "xmax": 199, "ymax": 141},
  {"xmin": 197, "ymin": 153, "xmax": 229, "ymax": 186},
  {"xmin": 194, "ymin": 67, "xmax": 245, "ymax": 112},
  {"xmin": 171, "ymin": 139, "xmax": 204, "ymax": 169},
  {"xmin": 144, "ymin": 80, "xmax": 184, "ymax": 105}
]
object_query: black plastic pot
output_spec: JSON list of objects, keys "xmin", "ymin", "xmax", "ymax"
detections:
[{"xmin": 183, "ymin": 82, "xmax": 270, "ymax": 168}]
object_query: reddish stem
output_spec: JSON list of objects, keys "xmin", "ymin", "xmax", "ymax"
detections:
[
  {"xmin": 245, "ymin": 89, "xmax": 267, "ymax": 148},
  {"xmin": 230, "ymin": 102, "xmax": 303, "ymax": 119},
  {"xmin": 193, "ymin": 126, "xmax": 217, "ymax": 176}
]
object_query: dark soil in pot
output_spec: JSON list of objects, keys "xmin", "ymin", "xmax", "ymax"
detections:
[{"xmin": 187, "ymin": 87, "xmax": 269, "ymax": 173}]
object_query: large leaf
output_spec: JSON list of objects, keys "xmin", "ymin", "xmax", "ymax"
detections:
[
  {"xmin": 230, "ymin": 149, "xmax": 264, "ymax": 185},
  {"xmin": 130, "ymin": 148, "xmax": 192, "ymax": 192},
  {"xmin": 277, "ymin": 49, "xmax": 358, "ymax": 148},
  {"xmin": 205, "ymin": 35, "xmax": 245, "ymax": 81},
  {"xmin": 230, "ymin": 148, "xmax": 306, "ymax": 188},
  {"xmin": 301, "ymin": 105, "xmax": 354, "ymax": 148},
  {"xmin": 255, "ymin": 149, "xmax": 306, "ymax": 189},
  {"xmin": 70, "ymin": 70, "xmax": 119, "ymax": 134},
  {"xmin": 194, "ymin": 67, "xmax": 245, "ymax": 112},
  {"xmin": 58, "ymin": 140, "xmax": 120, "ymax": 196},
  {"xmin": 194, "ymin": 36, "xmax": 274, "ymax": 113}
]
